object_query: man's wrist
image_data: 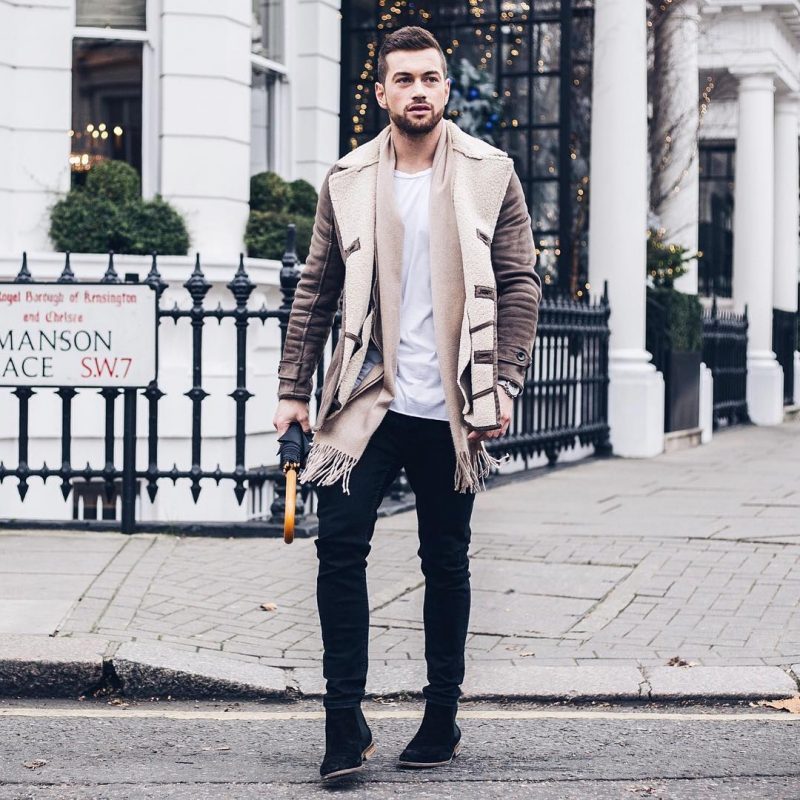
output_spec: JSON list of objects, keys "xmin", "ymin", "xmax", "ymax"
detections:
[
  {"xmin": 497, "ymin": 378, "xmax": 522, "ymax": 399},
  {"xmin": 278, "ymin": 392, "xmax": 311, "ymax": 403}
]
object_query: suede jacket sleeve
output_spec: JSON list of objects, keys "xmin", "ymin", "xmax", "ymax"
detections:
[
  {"xmin": 277, "ymin": 166, "xmax": 346, "ymax": 402},
  {"xmin": 491, "ymin": 168, "xmax": 543, "ymax": 389}
]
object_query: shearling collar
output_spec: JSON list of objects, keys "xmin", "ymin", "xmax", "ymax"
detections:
[{"xmin": 335, "ymin": 119, "xmax": 509, "ymax": 171}]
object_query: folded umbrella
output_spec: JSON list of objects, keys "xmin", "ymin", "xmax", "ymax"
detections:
[{"xmin": 276, "ymin": 421, "xmax": 313, "ymax": 544}]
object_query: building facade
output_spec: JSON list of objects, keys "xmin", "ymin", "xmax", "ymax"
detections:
[{"xmin": 0, "ymin": 0, "xmax": 798, "ymax": 525}]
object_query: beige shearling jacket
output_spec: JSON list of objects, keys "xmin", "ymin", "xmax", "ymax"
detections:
[{"xmin": 277, "ymin": 121, "xmax": 542, "ymax": 434}]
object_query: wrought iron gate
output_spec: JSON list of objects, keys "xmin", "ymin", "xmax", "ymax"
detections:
[{"xmin": 701, "ymin": 296, "xmax": 749, "ymax": 428}]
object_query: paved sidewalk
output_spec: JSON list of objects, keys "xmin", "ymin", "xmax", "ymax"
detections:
[{"xmin": 2, "ymin": 419, "xmax": 799, "ymax": 700}]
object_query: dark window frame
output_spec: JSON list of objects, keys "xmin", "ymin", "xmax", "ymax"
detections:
[
  {"xmin": 70, "ymin": 38, "xmax": 144, "ymax": 185},
  {"xmin": 698, "ymin": 140, "xmax": 735, "ymax": 298},
  {"xmin": 339, "ymin": 0, "xmax": 594, "ymax": 297}
]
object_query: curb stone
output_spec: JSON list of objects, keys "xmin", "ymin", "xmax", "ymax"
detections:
[
  {"xmin": 644, "ymin": 665, "xmax": 799, "ymax": 700},
  {"xmin": 463, "ymin": 664, "xmax": 647, "ymax": 701},
  {"xmin": 2, "ymin": 636, "xmax": 799, "ymax": 702},
  {"xmin": 112, "ymin": 642, "xmax": 290, "ymax": 699},
  {"xmin": 0, "ymin": 634, "xmax": 109, "ymax": 698}
]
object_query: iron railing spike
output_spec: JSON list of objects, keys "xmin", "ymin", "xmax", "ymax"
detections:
[
  {"xmin": 145, "ymin": 252, "xmax": 168, "ymax": 296},
  {"xmin": 16, "ymin": 251, "xmax": 33, "ymax": 283},
  {"xmin": 58, "ymin": 251, "xmax": 76, "ymax": 284},
  {"xmin": 101, "ymin": 251, "xmax": 120, "ymax": 283}
]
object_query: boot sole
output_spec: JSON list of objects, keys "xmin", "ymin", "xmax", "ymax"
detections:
[
  {"xmin": 397, "ymin": 739, "xmax": 462, "ymax": 769},
  {"xmin": 321, "ymin": 741, "xmax": 377, "ymax": 782}
]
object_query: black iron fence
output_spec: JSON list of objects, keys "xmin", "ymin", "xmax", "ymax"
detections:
[
  {"xmin": 0, "ymin": 232, "xmax": 611, "ymax": 536},
  {"xmin": 701, "ymin": 296, "xmax": 749, "ymax": 428},
  {"xmin": 772, "ymin": 307, "xmax": 798, "ymax": 407},
  {"xmin": 503, "ymin": 289, "xmax": 610, "ymax": 465}
]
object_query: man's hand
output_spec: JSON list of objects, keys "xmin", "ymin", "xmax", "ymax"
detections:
[
  {"xmin": 467, "ymin": 388, "xmax": 514, "ymax": 442},
  {"xmin": 273, "ymin": 398, "xmax": 311, "ymax": 437}
]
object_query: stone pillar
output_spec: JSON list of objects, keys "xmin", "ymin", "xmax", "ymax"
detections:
[
  {"xmin": 773, "ymin": 93, "xmax": 800, "ymax": 407},
  {"xmin": 773, "ymin": 94, "xmax": 799, "ymax": 314},
  {"xmin": 652, "ymin": 0, "xmax": 700, "ymax": 294},
  {"xmin": 0, "ymin": 1, "xmax": 13, "ymax": 255},
  {"xmin": 291, "ymin": 0, "xmax": 341, "ymax": 188},
  {"xmin": 731, "ymin": 72, "xmax": 783, "ymax": 424},
  {"xmin": 160, "ymin": 0, "xmax": 252, "ymax": 258},
  {"xmin": 588, "ymin": 0, "xmax": 664, "ymax": 457},
  {"xmin": 0, "ymin": 0, "xmax": 72, "ymax": 254}
]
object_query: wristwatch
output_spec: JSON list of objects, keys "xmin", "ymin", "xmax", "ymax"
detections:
[{"xmin": 497, "ymin": 379, "xmax": 522, "ymax": 399}]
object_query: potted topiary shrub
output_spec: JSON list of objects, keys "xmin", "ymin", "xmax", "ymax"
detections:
[
  {"xmin": 245, "ymin": 171, "xmax": 317, "ymax": 262},
  {"xmin": 50, "ymin": 161, "xmax": 189, "ymax": 255},
  {"xmin": 645, "ymin": 228, "xmax": 703, "ymax": 432}
]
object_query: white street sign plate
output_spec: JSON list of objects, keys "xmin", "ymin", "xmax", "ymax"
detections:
[{"xmin": 0, "ymin": 283, "xmax": 158, "ymax": 387}]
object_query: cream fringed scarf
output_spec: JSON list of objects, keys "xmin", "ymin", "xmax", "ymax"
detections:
[{"xmin": 299, "ymin": 121, "xmax": 507, "ymax": 494}]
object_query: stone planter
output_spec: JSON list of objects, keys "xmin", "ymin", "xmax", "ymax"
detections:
[{"xmin": 665, "ymin": 349, "xmax": 701, "ymax": 433}]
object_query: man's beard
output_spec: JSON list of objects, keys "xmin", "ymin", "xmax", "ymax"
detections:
[{"xmin": 388, "ymin": 104, "xmax": 444, "ymax": 136}]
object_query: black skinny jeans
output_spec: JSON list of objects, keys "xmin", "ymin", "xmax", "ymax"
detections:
[{"xmin": 313, "ymin": 409, "xmax": 476, "ymax": 709}]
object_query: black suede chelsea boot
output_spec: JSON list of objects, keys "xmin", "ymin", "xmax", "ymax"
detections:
[
  {"xmin": 320, "ymin": 706, "xmax": 376, "ymax": 781},
  {"xmin": 397, "ymin": 702, "xmax": 462, "ymax": 768}
]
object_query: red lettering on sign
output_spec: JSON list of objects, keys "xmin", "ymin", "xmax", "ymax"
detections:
[{"xmin": 78, "ymin": 356, "xmax": 135, "ymax": 379}]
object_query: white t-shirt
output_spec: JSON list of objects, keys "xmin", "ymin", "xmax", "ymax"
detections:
[{"xmin": 353, "ymin": 165, "xmax": 447, "ymax": 421}]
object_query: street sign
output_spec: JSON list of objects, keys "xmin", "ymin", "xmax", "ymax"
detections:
[{"xmin": 0, "ymin": 282, "xmax": 158, "ymax": 387}]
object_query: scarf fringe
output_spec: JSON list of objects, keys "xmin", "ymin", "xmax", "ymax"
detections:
[
  {"xmin": 299, "ymin": 442, "xmax": 358, "ymax": 495},
  {"xmin": 301, "ymin": 440, "xmax": 509, "ymax": 496},
  {"xmin": 454, "ymin": 445, "xmax": 510, "ymax": 493}
]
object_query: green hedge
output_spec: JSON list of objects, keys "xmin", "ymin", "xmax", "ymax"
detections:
[
  {"xmin": 647, "ymin": 285, "xmax": 703, "ymax": 352},
  {"xmin": 50, "ymin": 161, "xmax": 189, "ymax": 255},
  {"xmin": 246, "ymin": 171, "xmax": 317, "ymax": 262},
  {"xmin": 246, "ymin": 211, "xmax": 314, "ymax": 263}
]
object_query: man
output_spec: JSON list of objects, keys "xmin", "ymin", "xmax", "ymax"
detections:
[{"xmin": 273, "ymin": 25, "xmax": 542, "ymax": 782}]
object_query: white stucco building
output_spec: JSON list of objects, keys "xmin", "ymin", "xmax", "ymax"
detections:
[{"xmin": 0, "ymin": 0, "xmax": 798, "ymax": 526}]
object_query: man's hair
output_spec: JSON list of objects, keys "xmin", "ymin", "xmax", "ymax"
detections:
[{"xmin": 376, "ymin": 26, "xmax": 448, "ymax": 86}]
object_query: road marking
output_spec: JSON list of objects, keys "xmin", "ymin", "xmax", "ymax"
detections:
[{"xmin": 0, "ymin": 707, "xmax": 797, "ymax": 723}]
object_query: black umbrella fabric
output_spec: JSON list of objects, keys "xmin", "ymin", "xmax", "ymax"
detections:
[{"xmin": 276, "ymin": 421, "xmax": 313, "ymax": 543}]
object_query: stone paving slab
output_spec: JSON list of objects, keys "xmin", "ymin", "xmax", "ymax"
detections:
[{"xmin": 0, "ymin": 531, "xmax": 125, "ymax": 635}]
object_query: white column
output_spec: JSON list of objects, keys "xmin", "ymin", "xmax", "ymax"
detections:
[
  {"xmin": 732, "ymin": 72, "xmax": 783, "ymax": 424},
  {"xmin": 773, "ymin": 94, "xmax": 799, "ymax": 313},
  {"xmin": 0, "ymin": 0, "xmax": 14, "ymax": 255},
  {"xmin": 588, "ymin": 0, "xmax": 664, "ymax": 457},
  {"xmin": 773, "ymin": 93, "xmax": 800, "ymax": 407},
  {"xmin": 652, "ymin": 0, "xmax": 700, "ymax": 294},
  {"xmin": 1, "ymin": 0, "xmax": 72, "ymax": 255},
  {"xmin": 291, "ymin": 0, "xmax": 341, "ymax": 188},
  {"xmin": 160, "ymin": 0, "xmax": 252, "ymax": 259}
]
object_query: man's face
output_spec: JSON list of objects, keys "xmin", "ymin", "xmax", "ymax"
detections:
[{"xmin": 375, "ymin": 48, "xmax": 450, "ymax": 136}]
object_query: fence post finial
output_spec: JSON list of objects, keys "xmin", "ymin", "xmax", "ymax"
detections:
[
  {"xmin": 57, "ymin": 251, "xmax": 76, "ymax": 284},
  {"xmin": 101, "ymin": 251, "xmax": 120, "ymax": 284},
  {"xmin": 15, "ymin": 252, "xmax": 33, "ymax": 283},
  {"xmin": 227, "ymin": 253, "xmax": 255, "ymax": 309}
]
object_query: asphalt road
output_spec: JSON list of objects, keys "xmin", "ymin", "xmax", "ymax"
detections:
[{"xmin": 1, "ymin": 699, "xmax": 798, "ymax": 799}]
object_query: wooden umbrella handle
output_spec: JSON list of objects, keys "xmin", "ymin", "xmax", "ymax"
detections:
[{"xmin": 283, "ymin": 466, "xmax": 297, "ymax": 544}]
